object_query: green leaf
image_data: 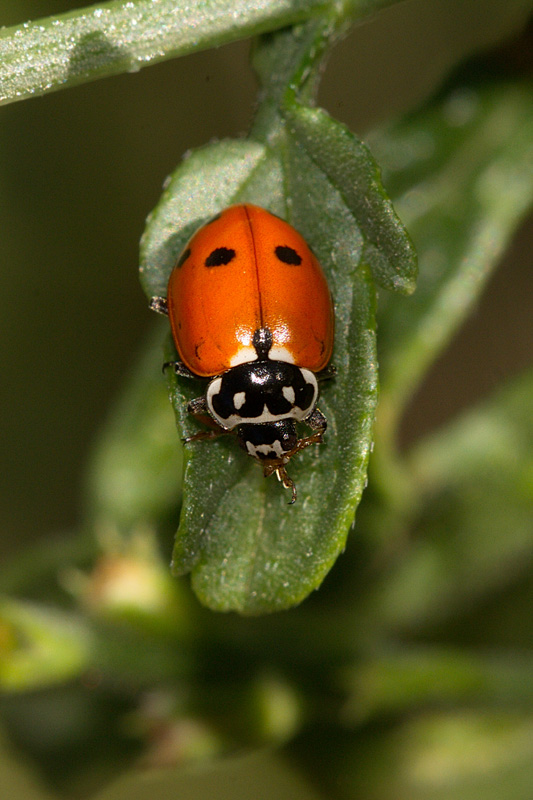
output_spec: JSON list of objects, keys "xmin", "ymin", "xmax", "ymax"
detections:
[
  {"xmin": 369, "ymin": 77, "xmax": 533, "ymax": 423},
  {"xmin": 141, "ymin": 133, "xmax": 381, "ymax": 611},
  {"xmin": 362, "ymin": 367, "xmax": 533, "ymax": 633},
  {"xmin": 282, "ymin": 101, "xmax": 417, "ymax": 294}
]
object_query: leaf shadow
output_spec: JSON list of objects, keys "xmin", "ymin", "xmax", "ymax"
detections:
[{"xmin": 66, "ymin": 31, "xmax": 133, "ymax": 81}]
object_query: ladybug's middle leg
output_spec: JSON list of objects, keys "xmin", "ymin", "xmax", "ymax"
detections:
[
  {"xmin": 149, "ymin": 297, "xmax": 197, "ymax": 378},
  {"xmin": 184, "ymin": 396, "xmax": 229, "ymax": 443},
  {"xmin": 316, "ymin": 365, "xmax": 337, "ymax": 382},
  {"xmin": 149, "ymin": 297, "xmax": 198, "ymax": 379}
]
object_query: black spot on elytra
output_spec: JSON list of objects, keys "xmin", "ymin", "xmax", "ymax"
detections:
[
  {"xmin": 177, "ymin": 247, "xmax": 191, "ymax": 268},
  {"xmin": 275, "ymin": 245, "xmax": 302, "ymax": 265},
  {"xmin": 205, "ymin": 247, "xmax": 236, "ymax": 267}
]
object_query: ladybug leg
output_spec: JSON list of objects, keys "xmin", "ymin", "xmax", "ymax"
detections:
[
  {"xmin": 316, "ymin": 364, "xmax": 336, "ymax": 382},
  {"xmin": 276, "ymin": 467, "xmax": 297, "ymax": 505},
  {"xmin": 187, "ymin": 395, "xmax": 207, "ymax": 415},
  {"xmin": 262, "ymin": 463, "xmax": 297, "ymax": 504},
  {"xmin": 149, "ymin": 298, "xmax": 196, "ymax": 378},
  {"xmin": 184, "ymin": 428, "xmax": 228, "ymax": 444},
  {"xmin": 277, "ymin": 408, "xmax": 327, "ymax": 460},
  {"xmin": 163, "ymin": 361, "xmax": 197, "ymax": 379},
  {"xmin": 262, "ymin": 408, "xmax": 328, "ymax": 502},
  {"xmin": 184, "ymin": 396, "xmax": 229, "ymax": 443},
  {"xmin": 305, "ymin": 407, "xmax": 328, "ymax": 436},
  {"xmin": 149, "ymin": 296, "xmax": 168, "ymax": 315},
  {"xmin": 290, "ymin": 430, "xmax": 325, "ymax": 453}
]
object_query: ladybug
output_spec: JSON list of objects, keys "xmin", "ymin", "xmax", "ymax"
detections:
[{"xmin": 150, "ymin": 204, "xmax": 335, "ymax": 503}]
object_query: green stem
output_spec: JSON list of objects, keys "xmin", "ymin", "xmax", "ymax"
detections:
[
  {"xmin": 0, "ymin": 0, "xmax": 406, "ymax": 106},
  {"xmin": 0, "ymin": 0, "xmax": 327, "ymax": 106}
]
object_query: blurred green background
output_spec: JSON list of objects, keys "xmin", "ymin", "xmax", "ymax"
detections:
[{"xmin": 1, "ymin": 0, "xmax": 531, "ymax": 559}]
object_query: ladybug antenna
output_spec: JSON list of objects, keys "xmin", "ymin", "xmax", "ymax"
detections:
[
  {"xmin": 252, "ymin": 327, "xmax": 273, "ymax": 360},
  {"xmin": 275, "ymin": 466, "xmax": 297, "ymax": 505}
]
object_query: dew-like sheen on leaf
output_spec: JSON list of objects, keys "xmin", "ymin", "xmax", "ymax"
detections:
[{"xmin": 283, "ymin": 102, "xmax": 417, "ymax": 295}]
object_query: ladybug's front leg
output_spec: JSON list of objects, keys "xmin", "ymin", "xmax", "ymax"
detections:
[
  {"xmin": 305, "ymin": 407, "xmax": 327, "ymax": 437},
  {"xmin": 184, "ymin": 396, "xmax": 229, "ymax": 443},
  {"xmin": 284, "ymin": 407, "xmax": 327, "ymax": 458},
  {"xmin": 149, "ymin": 296, "xmax": 168, "ymax": 315}
]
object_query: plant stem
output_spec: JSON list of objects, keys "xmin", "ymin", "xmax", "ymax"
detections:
[{"xmin": 0, "ymin": 0, "xmax": 406, "ymax": 106}]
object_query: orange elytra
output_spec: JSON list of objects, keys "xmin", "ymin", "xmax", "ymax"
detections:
[{"xmin": 166, "ymin": 204, "xmax": 334, "ymax": 377}]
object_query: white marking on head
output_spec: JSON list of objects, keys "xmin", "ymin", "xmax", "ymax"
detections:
[
  {"xmin": 207, "ymin": 376, "xmax": 222, "ymax": 398},
  {"xmin": 207, "ymin": 377, "xmax": 235, "ymax": 429},
  {"xmin": 246, "ymin": 440, "xmax": 285, "ymax": 459},
  {"xmin": 299, "ymin": 369, "xmax": 319, "ymax": 417},
  {"xmin": 282, "ymin": 385, "xmax": 296, "ymax": 405},
  {"xmin": 233, "ymin": 391, "xmax": 246, "ymax": 410},
  {"xmin": 207, "ymin": 368, "xmax": 319, "ymax": 430}
]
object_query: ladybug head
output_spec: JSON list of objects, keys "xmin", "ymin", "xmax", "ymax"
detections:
[{"xmin": 236, "ymin": 420, "xmax": 298, "ymax": 462}]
